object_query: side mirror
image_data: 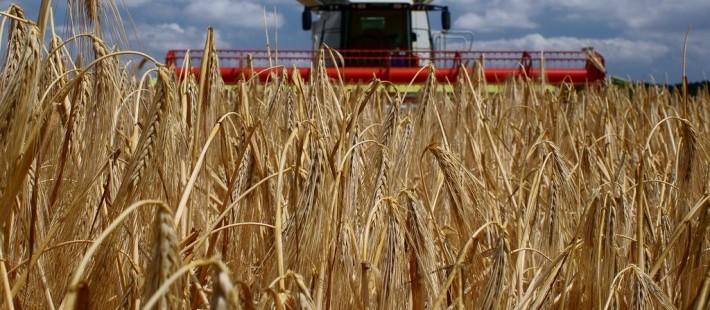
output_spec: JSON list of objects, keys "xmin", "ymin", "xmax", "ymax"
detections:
[
  {"xmin": 442, "ymin": 10, "xmax": 451, "ymax": 31},
  {"xmin": 302, "ymin": 8, "xmax": 312, "ymax": 30}
]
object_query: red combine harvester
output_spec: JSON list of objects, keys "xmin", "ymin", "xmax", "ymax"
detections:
[{"xmin": 165, "ymin": 0, "xmax": 606, "ymax": 85}]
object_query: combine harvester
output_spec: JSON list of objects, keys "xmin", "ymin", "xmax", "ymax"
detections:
[{"xmin": 165, "ymin": 0, "xmax": 606, "ymax": 87}]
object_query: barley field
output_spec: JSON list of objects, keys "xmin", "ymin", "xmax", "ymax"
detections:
[{"xmin": 0, "ymin": 3, "xmax": 709, "ymax": 310}]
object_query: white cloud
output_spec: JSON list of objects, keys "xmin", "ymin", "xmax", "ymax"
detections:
[
  {"xmin": 470, "ymin": 34, "xmax": 669, "ymax": 64},
  {"xmin": 446, "ymin": 0, "xmax": 710, "ymax": 35},
  {"xmin": 543, "ymin": 0, "xmax": 710, "ymax": 31},
  {"xmin": 454, "ymin": 9, "xmax": 536, "ymax": 32},
  {"xmin": 450, "ymin": 0, "xmax": 538, "ymax": 32},
  {"xmin": 184, "ymin": 0, "xmax": 284, "ymax": 29},
  {"xmin": 134, "ymin": 23, "xmax": 231, "ymax": 54}
]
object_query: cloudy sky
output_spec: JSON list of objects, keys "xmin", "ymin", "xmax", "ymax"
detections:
[{"xmin": 4, "ymin": 0, "xmax": 709, "ymax": 82}]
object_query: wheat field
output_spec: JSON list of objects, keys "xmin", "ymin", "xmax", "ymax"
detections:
[{"xmin": 0, "ymin": 2, "xmax": 709, "ymax": 309}]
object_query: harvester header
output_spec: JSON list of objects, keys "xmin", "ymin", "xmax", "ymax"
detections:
[{"xmin": 166, "ymin": 1, "xmax": 606, "ymax": 85}]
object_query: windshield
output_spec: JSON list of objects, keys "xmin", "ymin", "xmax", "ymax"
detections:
[{"xmin": 346, "ymin": 9, "xmax": 410, "ymax": 50}]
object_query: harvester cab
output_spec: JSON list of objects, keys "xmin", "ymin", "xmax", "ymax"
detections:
[
  {"xmin": 300, "ymin": 0, "xmax": 451, "ymax": 51},
  {"xmin": 300, "ymin": 0, "xmax": 450, "ymax": 67},
  {"xmin": 165, "ymin": 0, "xmax": 606, "ymax": 85}
]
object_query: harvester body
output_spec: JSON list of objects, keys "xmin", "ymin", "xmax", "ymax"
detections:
[{"xmin": 166, "ymin": 0, "xmax": 606, "ymax": 85}]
